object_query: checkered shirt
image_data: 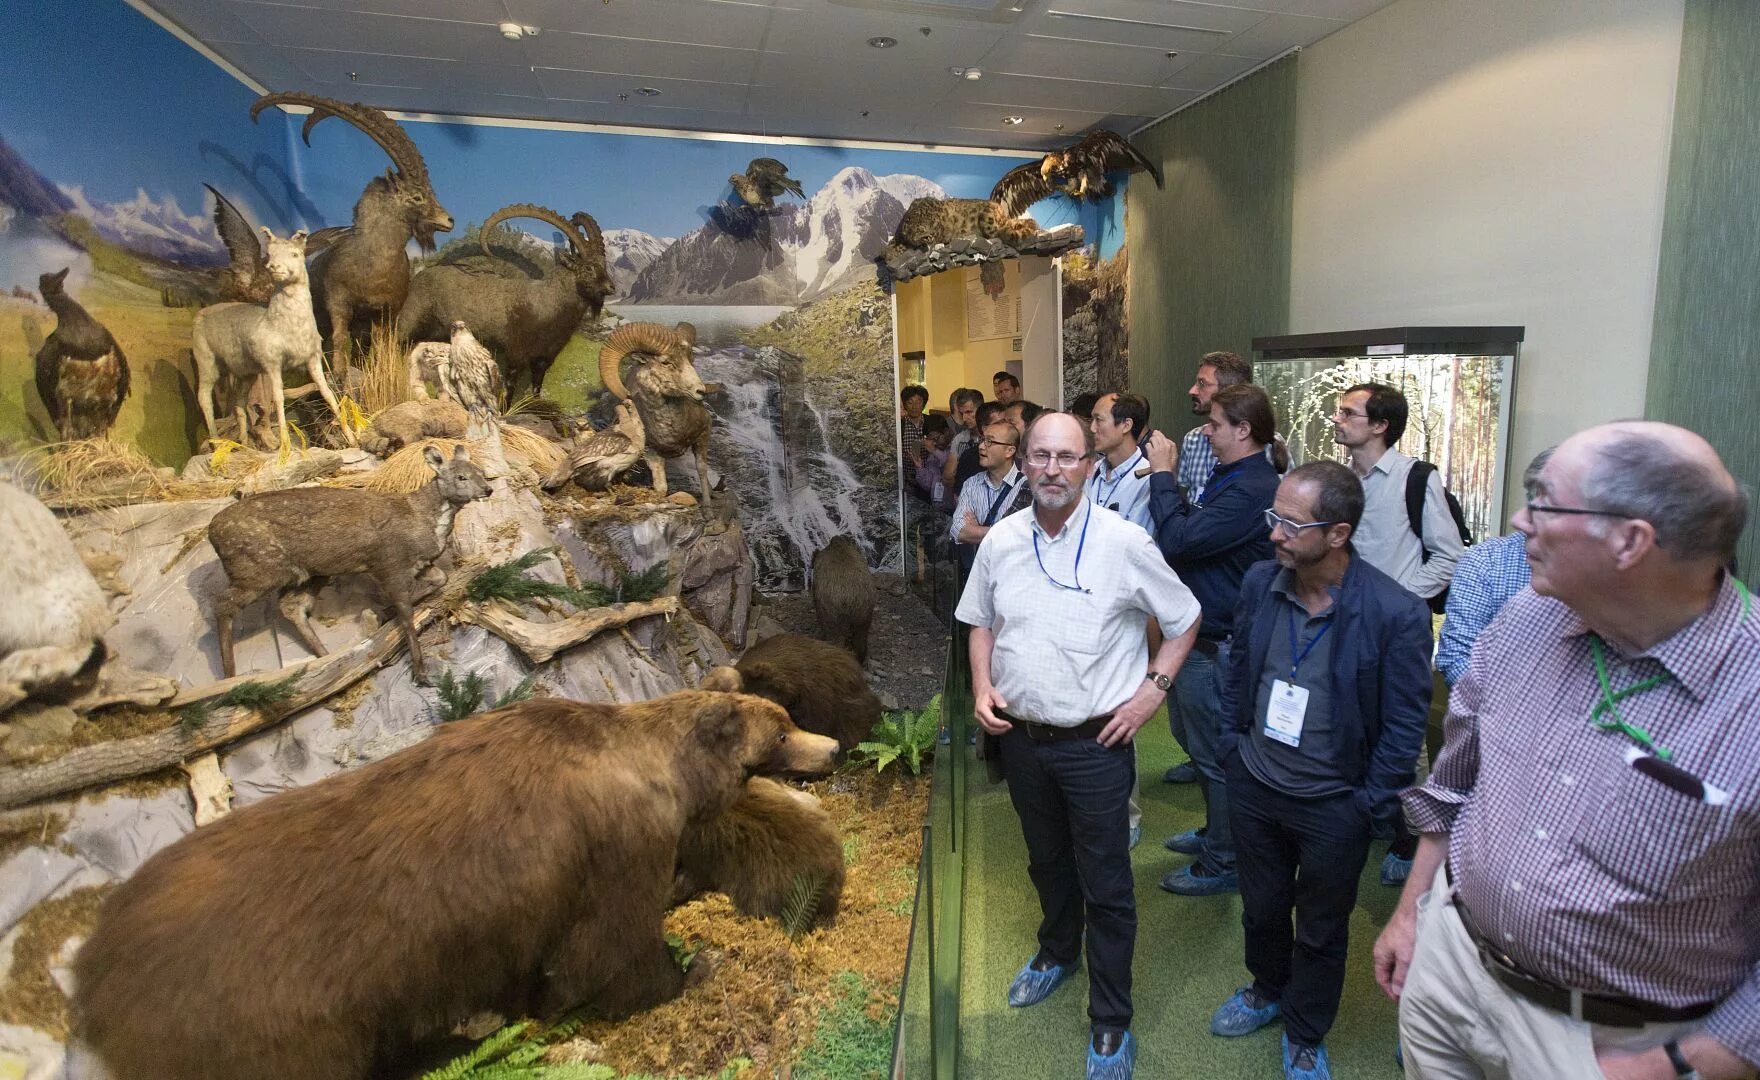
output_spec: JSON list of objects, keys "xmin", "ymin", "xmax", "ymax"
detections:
[{"xmin": 1435, "ymin": 533, "xmax": 1532, "ymax": 687}]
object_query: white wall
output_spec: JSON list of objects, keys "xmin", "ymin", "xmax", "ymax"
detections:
[{"xmin": 1289, "ymin": 0, "xmax": 1685, "ymax": 514}]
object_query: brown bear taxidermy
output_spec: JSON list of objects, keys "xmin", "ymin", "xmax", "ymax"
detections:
[
  {"xmin": 675, "ymin": 776, "xmax": 844, "ymax": 928},
  {"xmin": 33, "ymin": 268, "xmax": 129, "ymax": 441},
  {"xmin": 736, "ymin": 632, "xmax": 883, "ymax": 753},
  {"xmin": 69, "ymin": 673, "xmax": 838, "ymax": 1080}
]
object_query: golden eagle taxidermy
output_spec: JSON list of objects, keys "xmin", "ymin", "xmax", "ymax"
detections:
[
  {"xmin": 34, "ymin": 268, "xmax": 130, "ymax": 440},
  {"xmin": 730, "ymin": 158, "xmax": 805, "ymax": 211},
  {"xmin": 990, "ymin": 129, "xmax": 1164, "ymax": 218}
]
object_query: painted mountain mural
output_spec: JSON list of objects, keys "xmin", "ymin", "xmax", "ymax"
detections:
[
  {"xmin": 602, "ymin": 227, "xmax": 673, "ymax": 297},
  {"xmin": 625, "ymin": 167, "xmax": 943, "ymax": 305}
]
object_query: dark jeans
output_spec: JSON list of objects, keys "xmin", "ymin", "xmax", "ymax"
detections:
[
  {"xmin": 1000, "ymin": 727, "xmax": 1137, "ymax": 1033},
  {"xmin": 1226, "ymin": 756, "xmax": 1373, "ymax": 1046},
  {"xmin": 1169, "ymin": 645, "xmax": 1233, "ymax": 873}
]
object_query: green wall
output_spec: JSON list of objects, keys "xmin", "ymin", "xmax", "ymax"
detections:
[
  {"xmin": 1648, "ymin": 0, "xmax": 1760, "ymax": 575},
  {"xmin": 1126, "ymin": 57, "xmax": 1296, "ymax": 436}
]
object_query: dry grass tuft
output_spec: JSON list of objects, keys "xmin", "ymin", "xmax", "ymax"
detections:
[
  {"xmin": 497, "ymin": 423, "xmax": 567, "ymax": 476},
  {"xmin": 354, "ymin": 321, "xmax": 416, "ymax": 418},
  {"xmin": 0, "ymin": 885, "xmax": 109, "ymax": 1039},
  {"xmin": 19, "ymin": 439, "xmax": 232, "ymax": 508},
  {"xmin": 323, "ymin": 437, "xmax": 472, "ymax": 493}
]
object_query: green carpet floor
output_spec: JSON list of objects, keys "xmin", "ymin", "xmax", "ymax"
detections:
[{"xmin": 955, "ymin": 710, "xmax": 1406, "ymax": 1079}]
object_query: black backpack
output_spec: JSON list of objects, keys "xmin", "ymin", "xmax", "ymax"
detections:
[{"xmin": 1404, "ymin": 461, "xmax": 1474, "ymax": 614}]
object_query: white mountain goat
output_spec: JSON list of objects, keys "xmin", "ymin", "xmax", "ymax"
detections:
[{"xmin": 0, "ymin": 480, "xmax": 113, "ymax": 711}]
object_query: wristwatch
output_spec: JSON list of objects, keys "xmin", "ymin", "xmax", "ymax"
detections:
[
  {"xmin": 1145, "ymin": 671, "xmax": 1173, "ymax": 692},
  {"xmin": 1663, "ymin": 1041, "xmax": 1699, "ymax": 1079}
]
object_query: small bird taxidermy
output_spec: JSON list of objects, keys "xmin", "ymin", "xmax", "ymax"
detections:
[
  {"xmin": 990, "ymin": 129, "xmax": 1164, "ymax": 218},
  {"xmin": 729, "ymin": 158, "xmax": 806, "ymax": 211}
]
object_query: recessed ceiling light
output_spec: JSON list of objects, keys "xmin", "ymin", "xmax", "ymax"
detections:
[
  {"xmin": 1002, "ymin": 115, "xmax": 1024, "ymax": 126},
  {"xmin": 963, "ymin": 66, "xmax": 983, "ymax": 81},
  {"xmin": 635, "ymin": 86, "xmax": 662, "ymax": 97},
  {"xmin": 868, "ymin": 35, "xmax": 897, "ymax": 48}
]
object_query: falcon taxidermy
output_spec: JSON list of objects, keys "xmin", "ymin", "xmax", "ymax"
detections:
[
  {"xmin": 990, "ymin": 129, "xmax": 1164, "ymax": 218},
  {"xmin": 34, "ymin": 268, "xmax": 130, "ymax": 441},
  {"xmin": 729, "ymin": 158, "xmax": 805, "ymax": 210},
  {"xmin": 440, "ymin": 321, "xmax": 503, "ymax": 425},
  {"xmin": 542, "ymin": 399, "xmax": 645, "ymax": 491},
  {"xmin": 207, "ymin": 184, "xmax": 347, "ymax": 303}
]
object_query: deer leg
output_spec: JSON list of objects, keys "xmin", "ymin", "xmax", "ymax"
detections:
[
  {"xmin": 192, "ymin": 335, "xmax": 222, "ymax": 447},
  {"xmin": 304, "ymin": 350, "xmax": 356, "ymax": 447},
  {"xmin": 277, "ymin": 588, "xmax": 328, "ymax": 659},
  {"xmin": 265, "ymin": 365, "xmax": 290, "ymax": 456},
  {"xmin": 381, "ymin": 578, "xmax": 427, "ymax": 685},
  {"xmin": 213, "ymin": 586, "xmax": 253, "ymax": 678},
  {"xmin": 643, "ymin": 449, "xmax": 670, "ymax": 497},
  {"xmin": 326, "ymin": 295, "xmax": 354, "ymax": 388}
]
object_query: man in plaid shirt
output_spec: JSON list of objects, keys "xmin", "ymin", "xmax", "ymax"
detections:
[{"xmin": 1374, "ymin": 422, "xmax": 1758, "ymax": 1080}]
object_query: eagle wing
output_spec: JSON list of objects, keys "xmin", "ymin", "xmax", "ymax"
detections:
[
  {"xmin": 989, "ymin": 159, "xmax": 1056, "ymax": 219},
  {"xmin": 206, "ymin": 184, "xmax": 269, "ymax": 302},
  {"xmin": 302, "ymin": 225, "xmax": 353, "ymax": 256},
  {"xmin": 746, "ymin": 157, "xmax": 804, "ymax": 200},
  {"xmin": 1067, "ymin": 130, "xmax": 1163, "ymax": 189}
]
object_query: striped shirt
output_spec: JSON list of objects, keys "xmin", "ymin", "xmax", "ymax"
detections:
[
  {"xmin": 956, "ymin": 501, "xmax": 1201, "ymax": 725},
  {"xmin": 1403, "ymin": 578, "xmax": 1760, "ymax": 1062},
  {"xmin": 948, "ymin": 465, "xmax": 1025, "ymax": 544},
  {"xmin": 1434, "ymin": 533, "xmax": 1531, "ymax": 687}
]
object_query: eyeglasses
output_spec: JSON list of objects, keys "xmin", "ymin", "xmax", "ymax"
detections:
[
  {"xmin": 980, "ymin": 438, "xmax": 1016, "ymax": 450},
  {"xmin": 1332, "ymin": 408, "xmax": 1368, "ymax": 421},
  {"xmin": 1522, "ymin": 488, "xmax": 1632, "ymax": 520},
  {"xmin": 1264, "ymin": 509, "xmax": 1336, "ymax": 536},
  {"xmin": 1025, "ymin": 450, "xmax": 1087, "ymax": 469}
]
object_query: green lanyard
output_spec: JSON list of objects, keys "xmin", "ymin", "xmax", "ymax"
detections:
[{"xmin": 1588, "ymin": 578, "xmax": 1751, "ymax": 761}]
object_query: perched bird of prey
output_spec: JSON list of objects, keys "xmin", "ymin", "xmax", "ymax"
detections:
[
  {"xmin": 990, "ymin": 129, "xmax": 1165, "ymax": 218},
  {"xmin": 208, "ymin": 183, "xmax": 347, "ymax": 303},
  {"xmin": 542, "ymin": 399, "xmax": 645, "ymax": 491},
  {"xmin": 439, "ymin": 321, "xmax": 503, "ymax": 426},
  {"xmin": 34, "ymin": 268, "xmax": 130, "ymax": 441},
  {"xmin": 729, "ymin": 158, "xmax": 806, "ymax": 210}
]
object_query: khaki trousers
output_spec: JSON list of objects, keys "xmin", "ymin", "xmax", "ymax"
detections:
[{"xmin": 1399, "ymin": 865, "xmax": 1700, "ymax": 1080}]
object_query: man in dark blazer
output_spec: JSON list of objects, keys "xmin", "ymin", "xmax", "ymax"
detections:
[{"xmin": 1205, "ymin": 460, "xmax": 1433, "ymax": 1080}]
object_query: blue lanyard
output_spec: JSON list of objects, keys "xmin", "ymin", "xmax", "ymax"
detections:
[
  {"xmin": 1202, "ymin": 459, "xmax": 1247, "ymax": 504},
  {"xmin": 1033, "ymin": 505, "xmax": 1092, "ymax": 594},
  {"xmin": 983, "ymin": 473, "xmax": 1021, "ymax": 525},
  {"xmin": 1285, "ymin": 604, "xmax": 1333, "ymax": 682},
  {"xmin": 1091, "ymin": 450, "xmax": 1142, "ymax": 508}
]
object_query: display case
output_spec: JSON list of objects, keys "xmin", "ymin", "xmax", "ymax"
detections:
[{"xmin": 1252, "ymin": 326, "xmax": 1523, "ymax": 538}]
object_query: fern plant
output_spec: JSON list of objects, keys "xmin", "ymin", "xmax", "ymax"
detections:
[
  {"xmin": 467, "ymin": 549, "xmax": 581, "ymax": 607},
  {"xmin": 435, "ymin": 669, "xmax": 539, "ymax": 723},
  {"xmin": 778, "ymin": 871, "xmax": 830, "ymax": 939},
  {"xmin": 421, "ymin": 1010, "xmax": 617, "ymax": 1080},
  {"xmin": 178, "ymin": 672, "xmax": 302, "ymax": 732},
  {"xmin": 849, "ymin": 694, "xmax": 941, "ymax": 776}
]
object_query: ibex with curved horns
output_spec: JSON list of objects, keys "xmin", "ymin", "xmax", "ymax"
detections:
[
  {"xmin": 250, "ymin": 92, "xmax": 453, "ymax": 377},
  {"xmin": 599, "ymin": 321, "xmax": 712, "ymax": 500},
  {"xmin": 397, "ymin": 203, "xmax": 613, "ymax": 396}
]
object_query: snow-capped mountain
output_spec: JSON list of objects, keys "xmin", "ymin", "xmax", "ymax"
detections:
[
  {"xmin": 625, "ymin": 167, "xmax": 947, "ymax": 305},
  {"xmin": 59, "ymin": 184, "xmax": 222, "ymax": 264},
  {"xmin": 603, "ymin": 228, "xmax": 673, "ymax": 297}
]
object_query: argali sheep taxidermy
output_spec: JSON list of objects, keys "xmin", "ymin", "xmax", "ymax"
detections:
[
  {"xmin": 404, "ymin": 320, "xmax": 502, "ymax": 427},
  {"xmin": 597, "ymin": 321, "xmax": 712, "ymax": 501},
  {"xmin": 0, "ymin": 481, "xmax": 113, "ymax": 712},
  {"xmin": 206, "ymin": 444, "xmax": 490, "ymax": 683},
  {"xmin": 250, "ymin": 92, "xmax": 453, "ymax": 378},
  {"xmin": 397, "ymin": 204, "xmax": 613, "ymax": 396},
  {"xmin": 191, "ymin": 228, "xmax": 355, "ymax": 452},
  {"xmin": 542, "ymin": 398, "xmax": 644, "ymax": 491},
  {"xmin": 33, "ymin": 268, "xmax": 130, "ymax": 441}
]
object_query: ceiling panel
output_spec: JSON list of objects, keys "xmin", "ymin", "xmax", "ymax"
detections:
[
  {"xmin": 524, "ymin": 34, "xmax": 762, "ymax": 85},
  {"xmin": 146, "ymin": 0, "xmax": 1389, "ymax": 149}
]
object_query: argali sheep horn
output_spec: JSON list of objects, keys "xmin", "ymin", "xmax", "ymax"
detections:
[
  {"xmin": 479, "ymin": 204, "xmax": 580, "ymax": 262},
  {"xmin": 599, "ymin": 323, "xmax": 685, "ymax": 402},
  {"xmin": 250, "ymin": 92, "xmax": 433, "ymax": 191},
  {"xmin": 674, "ymin": 322, "xmax": 698, "ymax": 350}
]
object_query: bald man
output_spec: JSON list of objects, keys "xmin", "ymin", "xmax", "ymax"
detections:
[{"xmin": 1374, "ymin": 422, "xmax": 1759, "ymax": 1080}]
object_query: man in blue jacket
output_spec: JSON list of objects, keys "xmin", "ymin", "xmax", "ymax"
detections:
[
  {"xmin": 1206, "ymin": 461, "xmax": 1432, "ymax": 1080},
  {"xmin": 1144, "ymin": 383, "xmax": 1284, "ymax": 895}
]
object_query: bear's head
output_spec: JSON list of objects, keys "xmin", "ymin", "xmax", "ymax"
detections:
[{"xmin": 700, "ymin": 667, "xmax": 838, "ymax": 778}]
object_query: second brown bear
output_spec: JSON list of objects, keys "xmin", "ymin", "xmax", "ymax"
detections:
[{"xmin": 736, "ymin": 631, "xmax": 883, "ymax": 753}]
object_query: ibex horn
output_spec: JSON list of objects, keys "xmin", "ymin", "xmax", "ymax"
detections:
[
  {"xmin": 251, "ymin": 92, "xmax": 431, "ymax": 190},
  {"xmin": 568, "ymin": 210, "xmax": 606, "ymax": 262},
  {"xmin": 600, "ymin": 323, "xmax": 684, "ymax": 402},
  {"xmin": 479, "ymin": 203, "xmax": 579, "ymax": 262}
]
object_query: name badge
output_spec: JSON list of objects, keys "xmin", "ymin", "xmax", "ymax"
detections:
[{"xmin": 1265, "ymin": 680, "xmax": 1308, "ymax": 746}]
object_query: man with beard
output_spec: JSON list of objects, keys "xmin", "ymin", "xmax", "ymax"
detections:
[
  {"xmin": 1177, "ymin": 351, "xmax": 1257, "ymax": 503},
  {"xmin": 995, "ymin": 369, "xmax": 1023, "ymax": 405},
  {"xmin": 958, "ymin": 411, "xmax": 1201, "ymax": 1080},
  {"xmin": 1206, "ymin": 461, "xmax": 1431, "ymax": 1080}
]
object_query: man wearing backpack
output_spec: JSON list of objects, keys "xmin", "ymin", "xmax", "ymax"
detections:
[{"xmin": 1332, "ymin": 383, "xmax": 1466, "ymax": 886}]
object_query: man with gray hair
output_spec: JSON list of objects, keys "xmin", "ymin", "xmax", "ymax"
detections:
[
  {"xmin": 959, "ymin": 410, "xmax": 1201, "ymax": 1080},
  {"xmin": 1374, "ymin": 421, "xmax": 1759, "ymax": 1080}
]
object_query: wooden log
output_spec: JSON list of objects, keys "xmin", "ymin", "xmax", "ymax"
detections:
[
  {"xmin": 464, "ymin": 596, "xmax": 678, "ymax": 664},
  {"xmin": 0, "ymin": 609, "xmax": 435, "ymax": 811}
]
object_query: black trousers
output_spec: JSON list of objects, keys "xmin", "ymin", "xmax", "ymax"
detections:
[
  {"xmin": 999, "ymin": 727, "xmax": 1137, "ymax": 1033},
  {"xmin": 1226, "ymin": 756, "xmax": 1373, "ymax": 1046}
]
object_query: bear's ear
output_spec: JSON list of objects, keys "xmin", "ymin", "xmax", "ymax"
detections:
[
  {"xmin": 701, "ymin": 666, "xmax": 742, "ymax": 693},
  {"xmin": 737, "ymin": 662, "xmax": 792, "ymax": 705},
  {"xmin": 694, "ymin": 696, "xmax": 746, "ymax": 754}
]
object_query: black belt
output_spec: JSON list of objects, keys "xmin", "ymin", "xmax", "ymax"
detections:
[
  {"xmin": 1191, "ymin": 636, "xmax": 1227, "ymax": 659},
  {"xmin": 1445, "ymin": 864, "xmax": 1715, "ymax": 1027},
  {"xmin": 998, "ymin": 710, "xmax": 1112, "ymax": 742}
]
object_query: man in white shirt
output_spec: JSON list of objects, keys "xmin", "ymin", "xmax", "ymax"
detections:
[
  {"xmin": 959, "ymin": 411, "xmax": 1201, "ymax": 1080},
  {"xmin": 1087, "ymin": 392, "xmax": 1153, "ymax": 532},
  {"xmin": 1331, "ymin": 383, "xmax": 1464, "ymax": 602}
]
